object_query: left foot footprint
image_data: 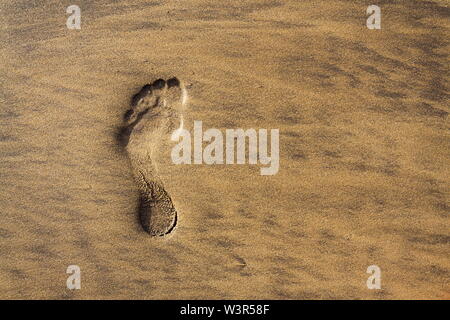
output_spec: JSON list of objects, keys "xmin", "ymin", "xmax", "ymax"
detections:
[{"xmin": 119, "ymin": 77, "xmax": 186, "ymax": 236}]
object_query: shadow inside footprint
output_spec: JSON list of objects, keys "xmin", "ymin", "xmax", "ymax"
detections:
[{"xmin": 117, "ymin": 107, "xmax": 150, "ymax": 148}]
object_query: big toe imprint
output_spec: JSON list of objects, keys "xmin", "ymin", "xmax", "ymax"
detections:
[{"xmin": 119, "ymin": 78, "xmax": 185, "ymax": 236}]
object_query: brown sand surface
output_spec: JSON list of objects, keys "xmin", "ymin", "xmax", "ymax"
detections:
[{"xmin": 0, "ymin": 0, "xmax": 449, "ymax": 299}]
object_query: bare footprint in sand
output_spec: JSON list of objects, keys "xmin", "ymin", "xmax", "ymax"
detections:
[{"xmin": 118, "ymin": 77, "xmax": 187, "ymax": 236}]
